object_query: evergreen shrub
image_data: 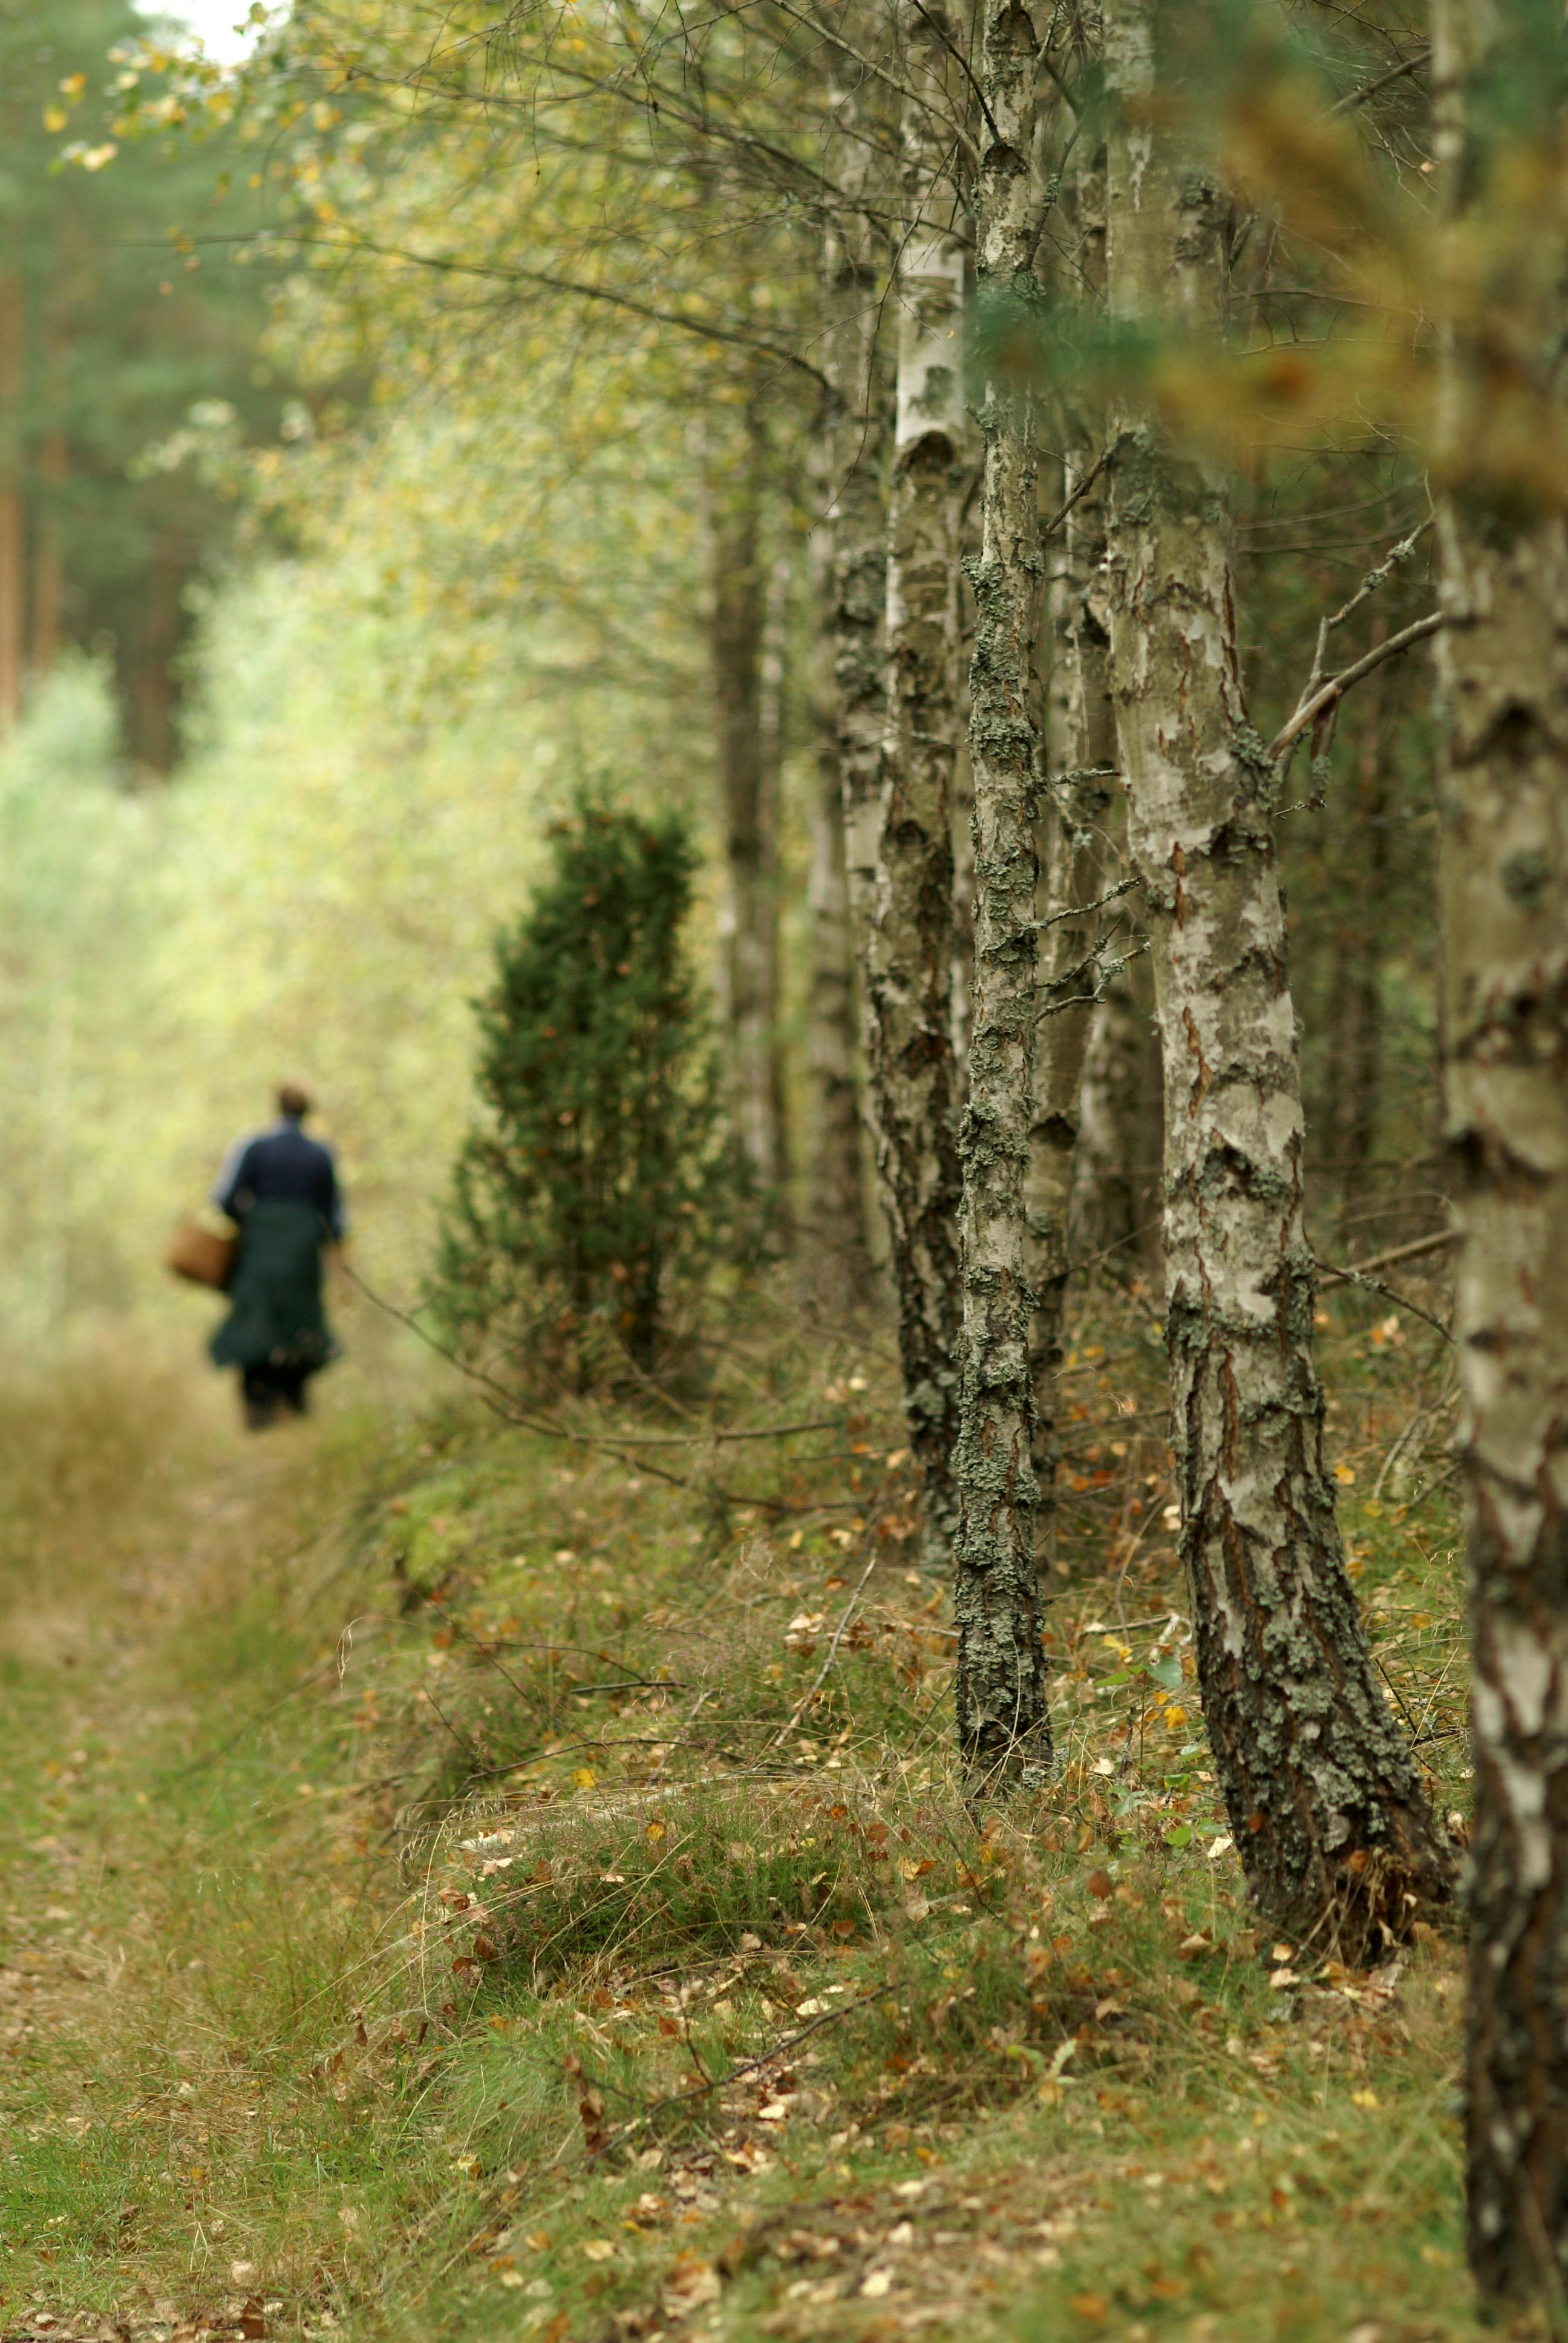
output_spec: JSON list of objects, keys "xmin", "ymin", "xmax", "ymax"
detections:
[{"xmin": 433, "ymin": 801, "xmax": 739, "ymax": 1385}]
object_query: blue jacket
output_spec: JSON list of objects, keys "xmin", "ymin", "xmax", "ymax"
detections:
[{"xmin": 213, "ymin": 1115, "xmax": 346, "ymax": 1241}]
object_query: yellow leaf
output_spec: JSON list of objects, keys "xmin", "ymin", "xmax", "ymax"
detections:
[
  {"xmin": 645, "ymin": 1819, "xmax": 666, "ymax": 1844},
  {"xmin": 1350, "ymin": 2088, "xmax": 1380, "ymax": 2110},
  {"xmin": 572, "ymin": 1766, "xmax": 595, "ymax": 1789},
  {"xmin": 43, "ymin": 105, "xmax": 68, "ymax": 132},
  {"xmin": 1334, "ymin": 1464, "xmax": 1356, "ymax": 1484}
]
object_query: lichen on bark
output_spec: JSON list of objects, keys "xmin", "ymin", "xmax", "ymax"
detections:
[
  {"xmin": 1429, "ymin": 0, "xmax": 1568, "ymax": 2302},
  {"xmin": 952, "ymin": 0, "xmax": 1054, "ymax": 1788},
  {"xmin": 866, "ymin": 0, "xmax": 972, "ymax": 1568},
  {"xmin": 1101, "ymin": 0, "xmax": 1452, "ymax": 1952}
]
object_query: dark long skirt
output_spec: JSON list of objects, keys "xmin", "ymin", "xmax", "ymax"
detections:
[{"xmin": 210, "ymin": 1201, "xmax": 338, "ymax": 1424}]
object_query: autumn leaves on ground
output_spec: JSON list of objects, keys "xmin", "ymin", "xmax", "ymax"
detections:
[{"xmin": 0, "ymin": 1262, "xmax": 1490, "ymax": 2343}]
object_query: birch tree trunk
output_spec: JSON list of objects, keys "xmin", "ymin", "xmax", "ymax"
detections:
[
  {"xmin": 815, "ymin": 27, "xmax": 887, "ymax": 1297},
  {"xmin": 1027, "ymin": 448, "xmax": 1119, "ymax": 1550},
  {"xmin": 1071, "ymin": 960, "xmax": 1162, "ymax": 1273},
  {"xmin": 867, "ymin": 0, "xmax": 971, "ymax": 1564},
  {"xmin": 707, "ymin": 404, "xmax": 787, "ymax": 1203},
  {"xmin": 952, "ymin": 0, "xmax": 1052, "ymax": 1786},
  {"xmin": 1102, "ymin": 0, "xmax": 1451, "ymax": 1950},
  {"xmin": 1429, "ymin": 2, "xmax": 1568, "ymax": 2302}
]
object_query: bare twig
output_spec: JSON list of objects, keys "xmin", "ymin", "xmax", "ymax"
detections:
[
  {"xmin": 770, "ymin": 1551, "xmax": 881, "ymax": 1748},
  {"xmin": 1324, "ymin": 46, "xmax": 1431, "ymax": 118},
  {"xmin": 1315, "ymin": 1259, "xmax": 1452, "ymax": 1345},
  {"xmin": 576, "ymin": 1985, "xmax": 887, "ymax": 2166},
  {"xmin": 1042, "ymin": 440, "xmax": 1120, "ymax": 542},
  {"xmin": 1267, "ymin": 610, "xmax": 1444, "ymax": 764},
  {"xmin": 1321, "ymin": 1228, "xmax": 1454, "ymax": 1282}
]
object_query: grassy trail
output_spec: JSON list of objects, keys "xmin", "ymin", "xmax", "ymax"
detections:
[{"xmin": 0, "ymin": 1314, "xmax": 1523, "ymax": 2343}]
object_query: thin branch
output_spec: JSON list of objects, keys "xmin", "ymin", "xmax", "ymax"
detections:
[
  {"xmin": 1266, "ymin": 610, "xmax": 1444, "ymax": 763},
  {"xmin": 769, "ymin": 1550, "xmax": 881, "ymax": 1748},
  {"xmin": 1321, "ymin": 1228, "xmax": 1454, "ymax": 1283},
  {"xmin": 1315, "ymin": 1259, "xmax": 1452, "ymax": 1345},
  {"xmin": 225, "ymin": 229, "xmax": 833, "ymax": 393},
  {"xmin": 1033, "ymin": 874, "xmax": 1137, "ymax": 932},
  {"xmin": 1324, "ymin": 45, "xmax": 1431, "ymax": 119},
  {"xmin": 1041, "ymin": 439, "xmax": 1119, "ymax": 542}
]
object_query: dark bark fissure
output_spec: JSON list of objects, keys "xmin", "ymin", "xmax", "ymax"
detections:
[{"xmin": 1102, "ymin": 0, "xmax": 1452, "ymax": 1955}]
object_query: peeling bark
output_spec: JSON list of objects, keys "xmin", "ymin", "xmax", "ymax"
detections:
[
  {"xmin": 1102, "ymin": 0, "xmax": 1452, "ymax": 1951},
  {"xmin": 952, "ymin": 0, "xmax": 1052, "ymax": 1786},
  {"xmin": 1429, "ymin": 3, "xmax": 1568, "ymax": 2304},
  {"xmin": 867, "ymin": 0, "xmax": 972, "ymax": 1564}
]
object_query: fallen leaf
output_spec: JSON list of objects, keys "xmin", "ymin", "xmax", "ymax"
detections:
[
  {"xmin": 860, "ymin": 2269, "xmax": 893, "ymax": 2298},
  {"xmin": 582, "ymin": 2240, "xmax": 616, "ymax": 2263},
  {"xmin": 664, "ymin": 2253, "xmax": 722, "ymax": 2314}
]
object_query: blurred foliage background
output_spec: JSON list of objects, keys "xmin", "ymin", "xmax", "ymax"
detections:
[{"xmin": 0, "ymin": 0, "xmax": 1450, "ymax": 1362}]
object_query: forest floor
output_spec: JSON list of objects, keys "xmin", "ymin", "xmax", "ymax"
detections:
[{"xmin": 0, "ymin": 1271, "xmax": 1532, "ymax": 2343}]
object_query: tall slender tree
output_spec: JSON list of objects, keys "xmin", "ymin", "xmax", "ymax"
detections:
[
  {"xmin": 817, "ymin": 15, "xmax": 893, "ymax": 1300},
  {"xmin": 1101, "ymin": 0, "xmax": 1451, "ymax": 1950},
  {"xmin": 1027, "ymin": 444, "xmax": 1120, "ymax": 1548},
  {"xmin": 1429, "ymin": 0, "xmax": 1568, "ymax": 2303},
  {"xmin": 950, "ymin": 0, "xmax": 1054, "ymax": 1784},
  {"xmin": 866, "ymin": 0, "xmax": 972, "ymax": 1564},
  {"xmin": 705, "ymin": 399, "xmax": 789, "ymax": 1204}
]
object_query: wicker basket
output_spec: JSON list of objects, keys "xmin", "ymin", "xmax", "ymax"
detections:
[{"xmin": 166, "ymin": 1219, "xmax": 237, "ymax": 1292}]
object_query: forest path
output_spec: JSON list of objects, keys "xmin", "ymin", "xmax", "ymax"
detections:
[{"xmin": 0, "ymin": 1350, "xmax": 381, "ymax": 2343}]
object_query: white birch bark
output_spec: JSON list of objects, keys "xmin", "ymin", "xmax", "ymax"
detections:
[
  {"xmin": 1430, "ymin": 0, "xmax": 1568, "ymax": 2300},
  {"xmin": 866, "ymin": 0, "xmax": 972, "ymax": 1564},
  {"xmin": 952, "ymin": 0, "xmax": 1052, "ymax": 1784},
  {"xmin": 817, "ymin": 17, "xmax": 890, "ymax": 1297},
  {"xmin": 1026, "ymin": 445, "xmax": 1120, "ymax": 1545},
  {"xmin": 1102, "ymin": 0, "xmax": 1451, "ymax": 1948}
]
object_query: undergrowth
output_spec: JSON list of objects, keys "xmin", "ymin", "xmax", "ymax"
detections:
[{"xmin": 0, "ymin": 1267, "xmax": 1511, "ymax": 2343}]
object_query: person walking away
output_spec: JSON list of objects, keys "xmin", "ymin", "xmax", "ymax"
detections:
[{"xmin": 210, "ymin": 1084, "xmax": 347, "ymax": 1428}]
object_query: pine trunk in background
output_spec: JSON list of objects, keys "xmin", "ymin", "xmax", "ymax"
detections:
[
  {"xmin": 123, "ymin": 536, "xmax": 185, "ymax": 775},
  {"xmin": 707, "ymin": 408, "xmax": 786, "ymax": 1202},
  {"xmin": 951, "ymin": 0, "xmax": 1051, "ymax": 1783},
  {"xmin": 1431, "ymin": 3, "xmax": 1568, "ymax": 2304},
  {"xmin": 868, "ymin": 0, "xmax": 970, "ymax": 1565},
  {"xmin": 30, "ymin": 428, "xmax": 64, "ymax": 680},
  {"xmin": 1027, "ymin": 450, "xmax": 1119, "ymax": 1556},
  {"xmin": 1103, "ymin": 0, "xmax": 1451, "ymax": 1951},
  {"xmin": 31, "ymin": 295, "xmax": 67, "ymax": 681},
  {"xmin": 0, "ymin": 272, "xmax": 24, "ymax": 726}
]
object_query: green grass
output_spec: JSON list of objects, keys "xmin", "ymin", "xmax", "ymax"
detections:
[{"xmin": 0, "ymin": 1276, "xmax": 1520, "ymax": 2343}]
